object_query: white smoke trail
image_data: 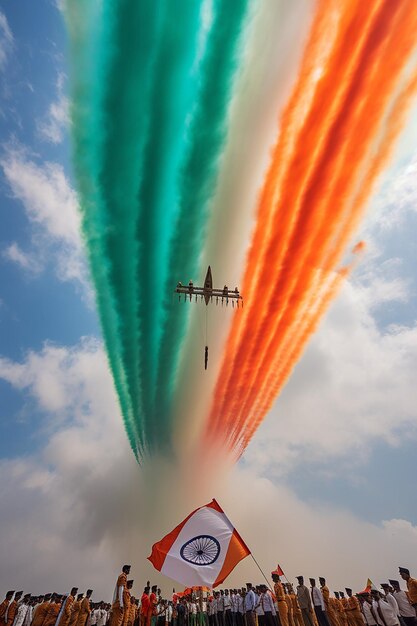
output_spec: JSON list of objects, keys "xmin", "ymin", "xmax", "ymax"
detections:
[{"xmin": 172, "ymin": 0, "xmax": 316, "ymax": 457}]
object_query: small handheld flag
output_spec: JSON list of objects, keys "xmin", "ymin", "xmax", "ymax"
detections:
[
  {"xmin": 148, "ymin": 499, "xmax": 250, "ymax": 588},
  {"xmin": 359, "ymin": 578, "xmax": 378, "ymax": 594}
]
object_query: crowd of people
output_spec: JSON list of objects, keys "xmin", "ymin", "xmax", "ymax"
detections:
[{"xmin": 1, "ymin": 565, "xmax": 416, "ymax": 626}]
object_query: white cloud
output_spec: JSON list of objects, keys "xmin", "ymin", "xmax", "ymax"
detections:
[
  {"xmin": 1, "ymin": 144, "xmax": 80, "ymax": 247},
  {"xmin": 0, "ymin": 338, "xmax": 106, "ymax": 417},
  {"xmin": 53, "ymin": 0, "xmax": 65, "ymax": 14},
  {"xmin": 1, "ymin": 143, "xmax": 90, "ymax": 290},
  {"xmin": 0, "ymin": 276, "xmax": 417, "ymax": 597},
  {"xmin": 37, "ymin": 73, "xmax": 70, "ymax": 144},
  {"xmin": 2, "ymin": 242, "xmax": 41, "ymax": 272},
  {"xmin": 0, "ymin": 11, "xmax": 13, "ymax": 70},
  {"xmin": 372, "ymin": 152, "xmax": 417, "ymax": 231},
  {"xmin": 244, "ymin": 280, "xmax": 417, "ymax": 478}
]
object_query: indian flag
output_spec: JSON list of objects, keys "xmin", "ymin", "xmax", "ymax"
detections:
[{"xmin": 148, "ymin": 499, "xmax": 250, "ymax": 587}]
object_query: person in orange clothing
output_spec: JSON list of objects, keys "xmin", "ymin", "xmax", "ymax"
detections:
[
  {"xmin": 318, "ymin": 580, "xmax": 338, "ymax": 626},
  {"xmin": 31, "ymin": 594, "xmax": 52, "ymax": 626},
  {"xmin": 122, "ymin": 582, "xmax": 134, "ymax": 626},
  {"xmin": 147, "ymin": 587, "xmax": 158, "ymax": 626},
  {"xmin": 272, "ymin": 573, "xmax": 289, "ymax": 626},
  {"xmin": 57, "ymin": 588, "xmax": 78, "ymax": 626},
  {"xmin": 287, "ymin": 584, "xmax": 303, "ymax": 626},
  {"xmin": 77, "ymin": 590, "xmax": 93, "ymax": 626},
  {"xmin": 344, "ymin": 590, "xmax": 363, "ymax": 626},
  {"xmin": 128, "ymin": 596, "xmax": 137, "ymax": 626},
  {"xmin": 111, "ymin": 566, "xmax": 131, "ymax": 626},
  {"xmin": 283, "ymin": 585, "xmax": 294, "ymax": 626},
  {"xmin": 43, "ymin": 595, "xmax": 63, "ymax": 626},
  {"xmin": 399, "ymin": 568, "xmax": 417, "ymax": 609},
  {"xmin": 140, "ymin": 587, "xmax": 150, "ymax": 626},
  {"xmin": 69, "ymin": 595, "xmax": 83, "ymax": 626},
  {"xmin": 335, "ymin": 594, "xmax": 347, "ymax": 626},
  {"xmin": 0, "ymin": 592, "xmax": 14, "ymax": 626},
  {"xmin": 328, "ymin": 597, "xmax": 340, "ymax": 626},
  {"xmin": 6, "ymin": 591, "xmax": 22, "ymax": 626}
]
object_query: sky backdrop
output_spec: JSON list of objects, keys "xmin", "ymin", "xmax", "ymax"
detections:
[{"xmin": 1, "ymin": 0, "xmax": 417, "ymax": 601}]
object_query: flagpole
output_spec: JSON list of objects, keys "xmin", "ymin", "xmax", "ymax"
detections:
[{"xmin": 250, "ymin": 554, "xmax": 274, "ymax": 593}]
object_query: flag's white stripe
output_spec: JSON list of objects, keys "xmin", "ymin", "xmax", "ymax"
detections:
[{"xmin": 161, "ymin": 506, "xmax": 233, "ymax": 586}]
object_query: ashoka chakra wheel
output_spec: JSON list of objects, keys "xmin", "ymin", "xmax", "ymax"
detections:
[{"xmin": 180, "ymin": 535, "xmax": 220, "ymax": 566}]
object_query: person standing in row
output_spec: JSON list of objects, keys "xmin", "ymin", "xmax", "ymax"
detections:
[
  {"xmin": 372, "ymin": 590, "xmax": 399, "ymax": 626},
  {"xmin": 272, "ymin": 573, "xmax": 287, "ymax": 626},
  {"xmin": 12, "ymin": 594, "xmax": 29, "ymax": 626},
  {"xmin": 57, "ymin": 588, "xmax": 78, "ymax": 626},
  {"xmin": 78, "ymin": 591, "xmax": 93, "ymax": 626},
  {"xmin": 244, "ymin": 584, "xmax": 256, "ymax": 626},
  {"xmin": 296, "ymin": 578, "xmax": 315, "ymax": 626},
  {"xmin": 344, "ymin": 588, "xmax": 363, "ymax": 626},
  {"xmin": 122, "ymin": 583, "xmax": 133, "ymax": 626},
  {"xmin": 148, "ymin": 586, "xmax": 158, "ymax": 626},
  {"xmin": 287, "ymin": 584, "xmax": 303, "ymax": 626},
  {"xmin": 44, "ymin": 595, "xmax": 62, "ymax": 626},
  {"xmin": 141, "ymin": 588, "xmax": 150, "ymax": 626},
  {"xmin": 0, "ymin": 592, "xmax": 15, "ymax": 626},
  {"xmin": 337, "ymin": 593, "xmax": 348, "ymax": 626},
  {"xmin": 360, "ymin": 593, "xmax": 377, "ymax": 626},
  {"xmin": 32, "ymin": 593, "xmax": 52, "ymax": 626},
  {"xmin": 318, "ymin": 580, "xmax": 338, "ymax": 626},
  {"xmin": 69, "ymin": 594, "xmax": 84, "ymax": 626},
  {"xmin": 223, "ymin": 591, "xmax": 232, "ymax": 626},
  {"xmin": 310, "ymin": 579, "xmax": 330, "ymax": 626},
  {"xmin": 260, "ymin": 585, "xmax": 276, "ymax": 626},
  {"xmin": 6, "ymin": 591, "xmax": 22, "ymax": 626},
  {"xmin": 284, "ymin": 585, "xmax": 294, "ymax": 626},
  {"xmin": 389, "ymin": 580, "xmax": 417, "ymax": 626},
  {"xmin": 111, "ymin": 566, "xmax": 131, "ymax": 626},
  {"xmin": 380, "ymin": 585, "xmax": 399, "ymax": 622},
  {"xmin": 399, "ymin": 569, "xmax": 417, "ymax": 612}
]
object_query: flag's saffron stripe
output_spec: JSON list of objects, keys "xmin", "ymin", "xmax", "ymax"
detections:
[{"xmin": 213, "ymin": 530, "xmax": 251, "ymax": 587}]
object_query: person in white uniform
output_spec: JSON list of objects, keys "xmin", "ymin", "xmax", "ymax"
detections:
[
  {"xmin": 371, "ymin": 591, "xmax": 399, "ymax": 626},
  {"xmin": 361, "ymin": 594, "xmax": 378, "ymax": 626},
  {"xmin": 380, "ymin": 586, "xmax": 399, "ymax": 623},
  {"xmin": 389, "ymin": 581, "xmax": 417, "ymax": 626}
]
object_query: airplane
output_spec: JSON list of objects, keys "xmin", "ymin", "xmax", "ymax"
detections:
[
  {"xmin": 174, "ymin": 266, "xmax": 243, "ymax": 370},
  {"xmin": 175, "ymin": 266, "xmax": 243, "ymax": 307}
]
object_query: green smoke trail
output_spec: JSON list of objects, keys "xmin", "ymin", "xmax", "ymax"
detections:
[
  {"xmin": 153, "ymin": 0, "xmax": 250, "ymax": 445},
  {"xmin": 66, "ymin": 0, "xmax": 138, "ymax": 451},
  {"xmin": 67, "ymin": 0, "xmax": 162, "ymax": 455},
  {"xmin": 134, "ymin": 1, "xmax": 205, "ymax": 445},
  {"xmin": 95, "ymin": 1, "xmax": 163, "ymax": 456},
  {"xmin": 66, "ymin": 0, "xmax": 250, "ymax": 457}
]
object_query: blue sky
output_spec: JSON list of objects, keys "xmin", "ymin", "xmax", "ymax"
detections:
[
  {"xmin": 0, "ymin": 0, "xmax": 100, "ymax": 459},
  {"xmin": 1, "ymin": 0, "xmax": 417, "ymax": 596}
]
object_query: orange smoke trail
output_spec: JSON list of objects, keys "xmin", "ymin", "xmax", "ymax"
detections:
[
  {"xmin": 210, "ymin": 0, "xmax": 381, "ymax": 432},
  {"xmin": 208, "ymin": 0, "xmax": 337, "ymax": 433},
  {"xmin": 237, "ymin": 270, "xmax": 347, "ymax": 452},
  {"xmin": 207, "ymin": 0, "xmax": 417, "ymax": 454},
  {"xmin": 229, "ymin": 0, "xmax": 417, "ymax": 442},
  {"xmin": 216, "ymin": 0, "xmax": 407, "ymax": 437},
  {"xmin": 238, "ymin": 67, "xmax": 416, "ymax": 442}
]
